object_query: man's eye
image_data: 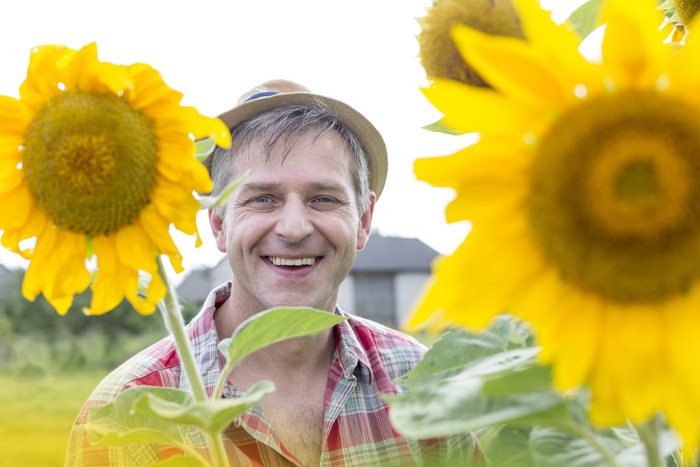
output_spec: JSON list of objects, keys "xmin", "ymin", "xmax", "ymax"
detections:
[
  {"xmin": 253, "ymin": 195, "xmax": 270, "ymax": 203},
  {"xmin": 315, "ymin": 196, "xmax": 334, "ymax": 203}
]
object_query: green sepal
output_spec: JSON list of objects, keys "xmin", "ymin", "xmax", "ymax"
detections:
[
  {"xmin": 422, "ymin": 119, "xmax": 466, "ymax": 135},
  {"xmin": 565, "ymin": 0, "xmax": 605, "ymax": 40},
  {"xmin": 197, "ymin": 169, "xmax": 250, "ymax": 210},
  {"xmin": 194, "ymin": 138, "xmax": 216, "ymax": 163}
]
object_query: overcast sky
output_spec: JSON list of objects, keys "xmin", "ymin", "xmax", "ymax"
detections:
[{"xmin": 0, "ymin": 0, "xmax": 584, "ymax": 278}]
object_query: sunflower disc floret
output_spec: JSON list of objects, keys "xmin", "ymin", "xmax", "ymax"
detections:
[{"xmin": 0, "ymin": 43, "xmax": 231, "ymax": 316}]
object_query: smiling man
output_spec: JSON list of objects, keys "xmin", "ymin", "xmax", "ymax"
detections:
[{"xmin": 67, "ymin": 80, "xmax": 481, "ymax": 466}]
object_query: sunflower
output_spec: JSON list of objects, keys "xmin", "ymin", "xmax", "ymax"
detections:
[
  {"xmin": 0, "ymin": 44, "xmax": 230, "ymax": 316},
  {"xmin": 409, "ymin": 0, "xmax": 700, "ymax": 448},
  {"xmin": 417, "ymin": 0, "xmax": 524, "ymax": 87}
]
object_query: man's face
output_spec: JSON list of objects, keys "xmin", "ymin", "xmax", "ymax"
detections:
[{"xmin": 209, "ymin": 129, "xmax": 374, "ymax": 314}]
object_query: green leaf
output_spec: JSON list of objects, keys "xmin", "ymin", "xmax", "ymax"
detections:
[
  {"xmin": 194, "ymin": 138, "xmax": 216, "ymax": 162},
  {"xmin": 134, "ymin": 380, "xmax": 275, "ymax": 435},
  {"xmin": 197, "ymin": 169, "xmax": 250, "ymax": 210},
  {"xmin": 214, "ymin": 306, "xmax": 347, "ymax": 397},
  {"xmin": 388, "ymin": 379, "xmax": 567, "ymax": 439},
  {"xmin": 530, "ymin": 428, "xmax": 614, "ymax": 467},
  {"xmin": 218, "ymin": 306, "xmax": 347, "ymax": 370},
  {"xmin": 481, "ymin": 426, "xmax": 535, "ymax": 467},
  {"xmin": 87, "ymin": 387, "xmax": 192, "ymax": 448},
  {"xmin": 89, "ymin": 381, "xmax": 274, "ymax": 456},
  {"xmin": 565, "ymin": 0, "xmax": 605, "ymax": 40},
  {"xmin": 387, "ymin": 347, "xmax": 569, "ymax": 439},
  {"xmin": 481, "ymin": 362, "xmax": 554, "ymax": 396},
  {"xmin": 400, "ymin": 316, "xmax": 534, "ymax": 388}
]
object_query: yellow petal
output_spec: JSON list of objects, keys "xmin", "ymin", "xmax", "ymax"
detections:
[
  {"xmin": 127, "ymin": 63, "xmax": 183, "ymax": 110},
  {"xmin": 155, "ymin": 106, "xmax": 231, "ymax": 148},
  {"xmin": 421, "ymin": 79, "xmax": 544, "ymax": 137},
  {"xmin": 157, "ymin": 146, "xmax": 213, "ymax": 193},
  {"xmin": 0, "ymin": 96, "xmax": 33, "ymax": 135},
  {"xmin": 18, "ymin": 45, "xmax": 71, "ymax": 111},
  {"xmin": 414, "ymin": 141, "xmax": 530, "ymax": 189},
  {"xmin": 139, "ymin": 204, "xmax": 184, "ymax": 273},
  {"xmin": 115, "ymin": 221, "xmax": 158, "ymax": 274},
  {"xmin": 87, "ymin": 235, "xmax": 128, "ymax": 315},
  {"xmin": 601, "ymin": 0, "xmax": 671, "ymax": 88},
  {"xmin": 125, "ymin": 271, "xmax": 160, "ymax": 316},
  {"xmin": 451, "ymin": 24, "xmax": 576, "ymax": 110},
  {"xmin": 588, "ymin": 305, "xmax": 626, "ymax": 426},
  {"xmin": 0, "ymin": 160, "xmax": 24, "ymax": 192},
  {"xmin": 21, "ymin": 226, "xmax": 57, "ymax": 301},
  {"xmin": 0, "ymin": 184, "xmax": 33, "ymax": 229},
  {"xmin": 548, "ymin": 293, "xmax": 601, "ymax": 391},
  {"xmin": 515, "ymin": 0, "xmax": 604, "ymax": 94},
  {"xmin": 61, "ymin": 42, "xmax": 99, "ymax": 92}
]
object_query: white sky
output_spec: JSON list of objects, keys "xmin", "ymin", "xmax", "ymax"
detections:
[{"xmin": 0, "ymin": 0, "xmax": 585, "ymax": 279}]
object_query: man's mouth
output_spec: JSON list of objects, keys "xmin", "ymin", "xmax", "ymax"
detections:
[{"xmin": 267, "ymin": 256, "xmax": 317, "ymax": 267}]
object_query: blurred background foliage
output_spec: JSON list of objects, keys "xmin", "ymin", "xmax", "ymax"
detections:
[
  {"xmin": 0, "ymin": 266, "xmax": 201, "ymax": 466},
  {"xmin": 0, "ymin": 267, "xmax": 200, "ymax": 376}
]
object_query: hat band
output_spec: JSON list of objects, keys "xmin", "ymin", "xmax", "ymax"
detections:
[{"xmin": 244, "ymin": 91, "xmax": 279, "ymax": 102}]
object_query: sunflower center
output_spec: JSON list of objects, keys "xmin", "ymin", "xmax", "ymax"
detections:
[
  {"xmin": 528, "ymin": 90, "xmax": 700, "ymax": 303},
  {"xmin": 615, "ymin": 160, "xmax": 658, "ymax": 204},
  {"xmin": 22, "ymin": 92, "xmax": 158, "ymax": 236}
]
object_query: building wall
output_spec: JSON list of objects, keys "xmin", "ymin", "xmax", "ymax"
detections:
[
  {"xmin": 395, "ymin": 272, "xmax": 431, "ymax": 325},
  {"xmin": 338, "ymin": 271, "xmax": 432, "ymax": 328},
  {"xmin": 337, "ymin": 276, "xmax": 355, "ymax": 314}
]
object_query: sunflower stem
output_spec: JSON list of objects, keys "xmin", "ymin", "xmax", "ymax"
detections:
[
  {"xmin": 635, "ymin": 415, "xmax": 665, "ymax": 467},
  {"xmin": 156, "ymin": 255, "xmax": 209, "ymax": 403},
  {"xmin": 156, "ymin": 256, "xmax": 230, "ymax": 466}
]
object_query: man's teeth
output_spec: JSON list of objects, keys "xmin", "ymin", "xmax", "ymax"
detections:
[{"xmin": 268, "ymin": 257, "xmax": 316, "ymax": 266}]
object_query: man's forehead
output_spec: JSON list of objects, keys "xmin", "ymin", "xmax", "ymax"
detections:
[{"xmin": 232, "ymin": 130, "xmax": 351, "ymax": 166}]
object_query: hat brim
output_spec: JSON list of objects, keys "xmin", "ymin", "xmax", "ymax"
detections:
[{"xmin": 208, "ymin": 91, "xmax": 387, "ymax": 199}]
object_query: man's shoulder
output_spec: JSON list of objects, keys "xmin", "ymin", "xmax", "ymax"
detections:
[
  {"xmin": 341, "ymin": 312, "xmax": 427, "ymax": 377},
  {"xmin": 345, "ymin": 313, "xmax": 426, "ymax": 350}
]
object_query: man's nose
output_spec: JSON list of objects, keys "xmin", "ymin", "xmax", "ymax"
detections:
[{"xmin": 275, "ymin": 197, "xmax": 313, "ymax": 242}]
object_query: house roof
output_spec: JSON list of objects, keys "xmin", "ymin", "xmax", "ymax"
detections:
[{"xmin": 351, "ymin": 236, "xmax": 438, "ymax": 273}]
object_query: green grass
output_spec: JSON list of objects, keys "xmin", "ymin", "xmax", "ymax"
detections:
[{"xmin": 0, "ymin": 371, "xmax": 105, "ymax": 467}]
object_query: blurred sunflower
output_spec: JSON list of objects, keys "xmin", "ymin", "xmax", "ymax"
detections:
[
  {"xmin": 0, "ymin": 44, "xmax": 230, "ymax": 316},
  {"xmin": 409, "ymin": 0, "xmax": 700, "ymax": 448},
  {"xmin": 417, "ymin": 0, "xmax": 524, "ymax": 87}
]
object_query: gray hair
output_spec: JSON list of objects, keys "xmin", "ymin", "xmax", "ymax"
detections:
[{"xmin": 210, "ymin": 104, "xmax": 371, "ymax": 216}]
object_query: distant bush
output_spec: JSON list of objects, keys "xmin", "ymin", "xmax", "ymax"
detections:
[{"xmin": 0, "ymin": 268, "xmax": 188, "ymax": 373}]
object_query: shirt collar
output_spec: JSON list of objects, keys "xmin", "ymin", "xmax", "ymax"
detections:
[
  {"xmin": 334, "ymin": 308, "xmax": 374, "ymax": 384},
  {"xmin": 178, "ymin": 282, "xmax": 231, "ymax": 396}
]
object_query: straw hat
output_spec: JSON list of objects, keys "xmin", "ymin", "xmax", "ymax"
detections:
[{"xmin": 207, "ymin": 79, "xmax": 388, "ymax": 199}]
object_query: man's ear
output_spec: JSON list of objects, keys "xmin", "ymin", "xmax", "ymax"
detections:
[
  {"xmin": 209, "ymin": 208, "xmax": 228, "ymax": 253},
  {"xmin": 357, "ymin": 191, "xmax": 376, "ymax": 251}
]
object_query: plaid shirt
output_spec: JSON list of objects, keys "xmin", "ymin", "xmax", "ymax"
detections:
[{"xmin": 66, "ymin": 282, "xmax": 480, "ymax": 466}]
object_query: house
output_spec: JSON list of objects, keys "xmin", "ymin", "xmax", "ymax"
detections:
[{"xmin": 176, "ymin": 236, "xmax": 439, "ymax": 328}]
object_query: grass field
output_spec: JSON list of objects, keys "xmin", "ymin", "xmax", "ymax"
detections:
[{"xmin": 0, "ymin": 371, "xmax": 105, "ymax": 467}]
